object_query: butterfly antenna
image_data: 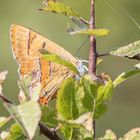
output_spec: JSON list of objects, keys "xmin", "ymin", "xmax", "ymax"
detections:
[{"xmin": 75, "ymin": 35, "xmax": 90, "ymax": 56}]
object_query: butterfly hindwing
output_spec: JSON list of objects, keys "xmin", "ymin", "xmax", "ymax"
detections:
[{"xmin": 10, "ymin": 24, "xmax": 77, "ymax": 104}]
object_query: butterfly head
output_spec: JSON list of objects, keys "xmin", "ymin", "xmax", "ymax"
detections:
[{"xmin": 75, "ymin": 60, "xmax": 88, "ymax": 76}]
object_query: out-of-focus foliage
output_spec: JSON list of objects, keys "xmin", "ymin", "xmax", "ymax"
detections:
[
  {"xmin": 40, "ymin": 1, "xmax": 79, "ymax": 17},
  {"xmin": 0, "ymin": 0, "xmax": 140, "ymax": 139}
]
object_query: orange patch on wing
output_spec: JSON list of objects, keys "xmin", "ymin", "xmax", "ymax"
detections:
[{"xmin": 10, "ymin": 24, "xmax": 78, "ymax": 105}]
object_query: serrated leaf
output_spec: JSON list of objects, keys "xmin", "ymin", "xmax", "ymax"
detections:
[
  {"xmin": 4, "ymin": 101, "xmax": 41, "ymax": 139},
  {"xmin": 73, "ymin": 82, "xmax": 86, "ymax": 115},
  {"xmin": 119, "ymin": 128, "xmax": 140, "ymax": 140},
  {"xmin": 61, "ymin": 124, "xmax": 93, "ymax": 140},
  {"xmin": 57, "ymin": 78, "xmax": 78, "ymax": 120},
  {"xmin": 113, "ymin": 68, "xmax": 140, "ymax": 87},
  {"xmin": 94, "ymin": 102, "xmax": 107, "ymax": 119},
  {"xmin": 80, "ymin": 75, "xmax": 99, "ymax": 112},
  {"xmin": 61, "ymin": 125, "xmax": 73, "ymax": 140},
  {"xmin": 6, "ymin": 123, "xmax": 25, "ymax": 140},
  {"xmin": 41, "ymin": 106, "xmax": 58, "ymax": 127},
  {"xmin": 18, "ymin": 71, "xmax": 41, "ymax": 102},
  {"xmin": 67, "ymin": 112, "xmax": 93, "ymax": 132},
  {"xmin": 73, "ymin": 127, "xmax": 93, "ymax": 140},
  {"xmin": 18, "ymin": 75, "xmax": 32, "ymax": 101},
  {"xmin": 43, "ymin": 54, "xmax": 79, "ymax": 74},
  {"xmin": 40, "ymin": 2, "xmax": 79, "ymax": 17},
  {"xmin": 67, "ymin": 76, "xmax": 97, "ymax": 116},
  {"xmin": 0, "ymin": 116, "xmax": 11, "ymax": 128},
  {"xmin": 98, "ymin": 129, "xmax": 117, "ymax": 140},
  {"xmin": 97, "ymin": 79, "xmax": 113, "ymax": 102},
  {"xmin": 30, "ymin": 83, "xmax": 41, "ymax": 102},
  {"xmin": 109, "ymin": 40, "xmax": 140, "ymax": 60}
]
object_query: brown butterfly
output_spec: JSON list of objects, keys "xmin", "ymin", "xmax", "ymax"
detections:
[{"xmin": 10, "ymin": 24, "xmax": 80, "ymax": 105}]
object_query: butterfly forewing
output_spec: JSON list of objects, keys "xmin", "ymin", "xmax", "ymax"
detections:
[{"xmin": 10, "ymin": 24, "xmax": 78, "ymax": 104}]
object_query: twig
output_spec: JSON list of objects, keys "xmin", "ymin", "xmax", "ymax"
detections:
[
  {"xmin": 88, "ymin": 0, "xmax": 97, "ymax": 139},
  {"xmin": 88, "ymin": 0, "xmax": 97, "ymax": 77},
  {"xmin": 0, "ymin": 94, "xmax": 13, "ymax": 104},
  {"xmin": 79, "ymin": 17, "xmax": 89, "ymax": 25},
  {"xmin": 0, "ymin": 94, "xmax": 62, "ymax": 140},
  {"xmin": 39, "ymin": 122, "xmax": 62, "ymax": 140},
  {"xmin": 97, "ymin": 52, "xmax": 109, "ymax": 57}
]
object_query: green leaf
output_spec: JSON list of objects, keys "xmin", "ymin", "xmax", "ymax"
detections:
[
  {"xmin": 61, "ymin": 125, "xmax": 73, "ymax": 140},
  {"xmin": 67, "ymin": 112, "xmax": 93, "ymax": 132},
  {"xmin": 40, "ymin": 2, "xmax": 79, "ymax": 17},
  {"xmin": 97, "ymin": 79, "xmax": 113, "ymax": 102},
  {"xmin": 80, "ymin": 75, "xmax": 99, "ymax": 112},
  {"xmin": 57, "ymin": 78, "xmax": 78, "ymax": 120},
  {"xmin": 57, "ymin": 74, "xmax": 106, "ymax": 121},
  {"xmin": 75, "ymin": 29, "xmax": 109, "ymax": 36},
  {"xmin": 4, "ymin": 101, "xmax": 41, "ymax": 139},
  {"xmin": 18, "ymin": 72, "xmax": 41, "ymax": 102},
  {"xmin": 109, "ymin": 40, "xmax": 140, "ymax": 60},
  {"xmin": 65, "ymin": 75, "xmax": 98, "ymax": 116},
  {"xmin": 30, "ymin": 83, "xmax": 41, "ymax": 102},
  {"xmin": 119, "ymin": 128, "xmax": 140, "ymax": 140},
  {"xmin": 113, "ymin": 68, "xmax": 140, "ymax": 87},
  {"xmin": 41, "ymin": 106, "xmax": 58, "ymax": 128},
  {"xmin": 97, "ymin": 58, "xmax": 103, "ymax": 65},
  {"xmin": 93, "ymin": 74, "xmax": 113, "ymax": 119},
  {"xmin": 61, "ymin": 124, "xmax": 93, "ymax": 140},
  {"xmin": 94, "ymin": 102, "xmax": 107, "ymax": 119},
  {"xmin": 73, "ymin": 127, "xmax": 93, "ymax": 140},
  {"xmin": 97, "ymin": 129, "xmax": 117, "ymax": 140},
  {"xmin": 0, "ymin": 116, "xmax": 11, "ymax": 128},
  {"xmin": 18, "ymin": 75, "xmax": 32, "ymax": 101},
  {"xmin": 73, "ymin": 82, "xmax": 86, "ymax": 115},
  {"xmin": 6, "ymin": 123, "xmax": 25, "ymax": 140},
  {"xmin": 43, "ymin": 54, "xmax": 79, "ymax": 74},
  {"xmin": 57, "ymin": 74, "xmax": 109, "ymax": 125},
  {"xmin": 67, "ymin": 17, "xmax": 108, "ymax": 36}
]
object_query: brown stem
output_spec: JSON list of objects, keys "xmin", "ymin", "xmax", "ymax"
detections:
[
  {"xmin": 0, "ymin": 94, "xmax": 62, "ymax": 140},
  {"xmin": 39, "ymin": 122, "xmax": 62, "ymax": 140},
  {"xmin": 79, "ymin": 17, "xmax": 89, "ymax": 25},
  {"xmin": 88, "ymin": 0, "xmax": 97, "ymax": 77},
  {"xmin": 0, "ymin": 94, "xmax": 13, "ymax": 104},
  {"xmin": 88, "ymin": 0, "xmax": 97, "ymax": 139},
  {"xmin": 98, "ymin": 52, "xmax": 109, "ymax": 57}
]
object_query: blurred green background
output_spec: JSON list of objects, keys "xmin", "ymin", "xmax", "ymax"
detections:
[{"xmin": 0, "ymin": 0, "xmax": 140, "ymax": 138}]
